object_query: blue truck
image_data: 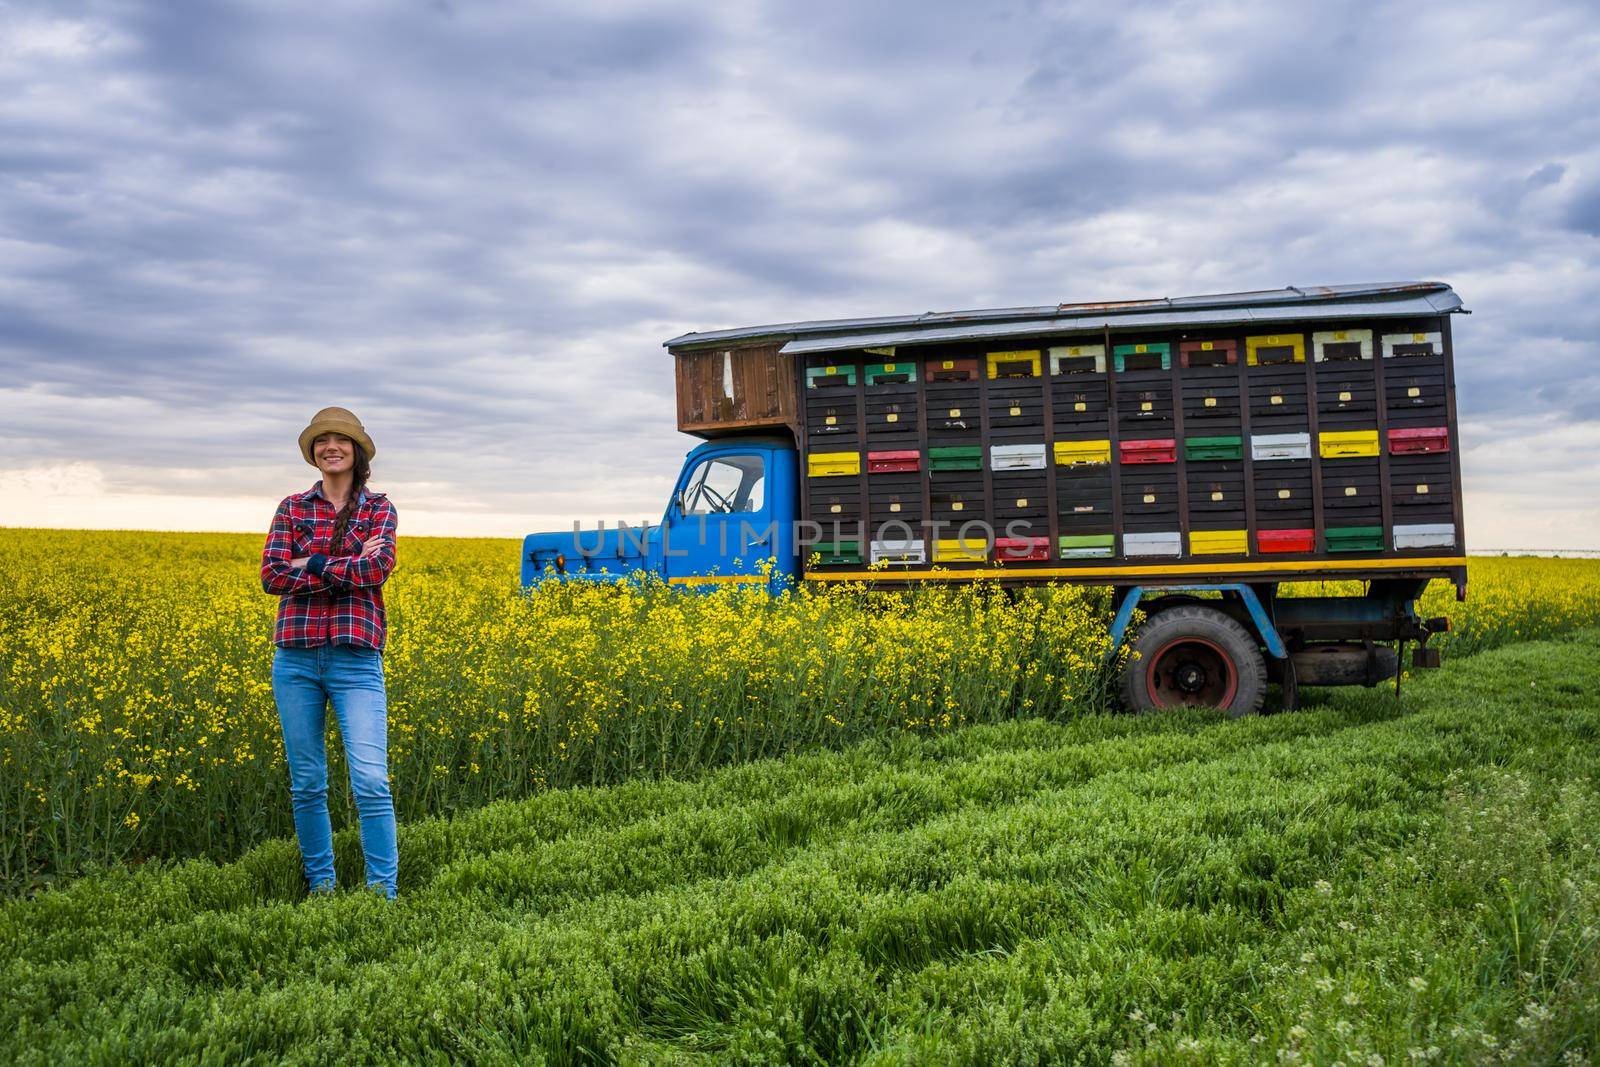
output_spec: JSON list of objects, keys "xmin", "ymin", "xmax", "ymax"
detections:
[{"xmin": 523, "ymin": 282, "xmax": 1466, "ymax": 714}]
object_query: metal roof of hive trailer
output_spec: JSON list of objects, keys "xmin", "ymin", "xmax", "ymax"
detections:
[{"xmin": 663, "ymin": 281, "xmax": 1465, "ymax": 355}]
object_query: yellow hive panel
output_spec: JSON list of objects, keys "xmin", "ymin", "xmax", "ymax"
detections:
[
  {"xmin": 1053, "ymin": 439, "xmax": 1112, "ymax": 466},
  {"xmin": 1318, "ymin": 430, "xmax": 1380, "ymax": 458},
  {"xmin": 807, "ymin": 451, "xmax": 861, "ymax": 477},
  {"xmin": 934, "ymin": 537, "xmax": 989, "ymax": 562},
  {"xmin": 1190, "ymin": 530, "xmax": 1249, "ymax": 555},
  {"xmin": 985, "ymin": 350, "xmax": 1042, "ymax": 378},
  {"xmin": 1245, "ymin": 333, "xmax": 1307, "ymax": 365}
]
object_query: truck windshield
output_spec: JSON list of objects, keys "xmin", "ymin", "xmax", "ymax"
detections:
[{"xmin": 680, "ymin": 454, "xmax": 766, "ymax": 515}]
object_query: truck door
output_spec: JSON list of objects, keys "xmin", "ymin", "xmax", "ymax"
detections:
[{"xmin": 663, "ymin": 448, "xmax": 781, "ymax": 588}]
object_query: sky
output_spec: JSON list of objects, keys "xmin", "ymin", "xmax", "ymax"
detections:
[{"xmin": 2, "ymin": 0, "xmax": 1598, "ymax": 549}]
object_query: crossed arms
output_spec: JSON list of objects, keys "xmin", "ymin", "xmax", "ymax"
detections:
[{"xmin": 260, "ymin": 501, "xmax": 397, "ymax": 597}]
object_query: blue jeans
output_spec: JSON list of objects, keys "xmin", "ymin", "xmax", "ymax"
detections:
[{"xmin": 271, "ymin": 644, "xmax": 398, "ymax": 898}]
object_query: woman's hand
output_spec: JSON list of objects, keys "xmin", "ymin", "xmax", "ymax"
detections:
[{"xmin": 286, "ymin": 539, "xmax": 385, "ymax": 570}]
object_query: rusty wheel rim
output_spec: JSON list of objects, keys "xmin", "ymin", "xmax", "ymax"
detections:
[{"xmin": 1146, "ymin": 636, "xmax": 1238, "ymax": 709}]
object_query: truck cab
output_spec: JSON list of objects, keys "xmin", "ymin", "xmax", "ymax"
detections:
[{"xmin": 521, "ymin": 437, "xmax": 799, "ymax": 590}]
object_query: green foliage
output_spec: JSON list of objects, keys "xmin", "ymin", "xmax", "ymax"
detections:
[{"xmin": 3, "ymin": 632, "xmax": 1599, "ymax": 1064}]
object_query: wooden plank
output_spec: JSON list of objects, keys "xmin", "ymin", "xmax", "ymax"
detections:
[
  {"xmin": 1443, "ymin": 315, "xmax": 1466, "ymax": 553},
  {"xmin": 803, "ymin": 557, "xmax": 1468, "ymax": 584},
  {"xmin": 679, "ymin": 415, "xmax": 794, "ymax": 434},
  {"xmin": 673, "ymin": 342, "xmax": 796, "ymax": 437}
]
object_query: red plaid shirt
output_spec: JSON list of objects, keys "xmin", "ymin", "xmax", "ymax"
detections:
[{"xmin": 261, "ymin": 481, "xmax": 398, "ymax": 650}]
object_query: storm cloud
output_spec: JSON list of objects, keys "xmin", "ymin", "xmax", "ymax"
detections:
[{"xmin": 2, "ymin": 0, "xmax": 1598, "ymax": 546}]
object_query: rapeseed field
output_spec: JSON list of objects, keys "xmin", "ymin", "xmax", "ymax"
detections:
[
  {"xmin": 1, "ymin": 529, "xmax": 1117, "ymax": 893},
  {"xmin": 2, "ymin": 528, "xmax": 1598, "ymax": 897}
]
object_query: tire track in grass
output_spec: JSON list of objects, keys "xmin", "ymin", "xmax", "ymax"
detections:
[
  {"xmin": 3, "ymin": 633, "xmax": 1597, "ymax": 1063},
  {"xmin": 598, "ymin": 722, "xmax": 1493, "ymax": 1056},
  {"xmin": 4, "ymin": 698, "xmax": 1395, "ymax": 1061},
  {"xmin": 405, "ymin": 694, "xmax": 1580, "ymax": 1063},
  {"xmin": 3, "ymin": 694, "xmax": 1398, "ymax": 969},
  {"xmin": 319, "ymin": 638, "xmax": 1600, "ymax": 1060},
  {"xmin": 4, "ymin": 697, "xmax": 1415, "ymax": 1061},
  {"xmin": 859, "ymin": 637, "xmax": 1600, "ymax": 1062}
]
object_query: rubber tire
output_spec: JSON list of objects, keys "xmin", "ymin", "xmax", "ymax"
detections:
[{"xmin": 1121, "ymin": 604, "xmax": 1267, "ymax": 717}]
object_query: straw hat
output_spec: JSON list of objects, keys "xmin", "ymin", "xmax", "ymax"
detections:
[{"xmin": 298, "ymin": 407, "xmax": 376, "ymax": 466}]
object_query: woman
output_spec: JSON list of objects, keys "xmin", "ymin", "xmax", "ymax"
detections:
[{"xmin": 260, "ymin": 406, "xmax": 399, "ymax": 899}]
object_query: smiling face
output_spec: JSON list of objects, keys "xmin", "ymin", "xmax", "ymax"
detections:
[{"xmin": 313, "ymin": 433, "xmax": 356, "ymax": 476}]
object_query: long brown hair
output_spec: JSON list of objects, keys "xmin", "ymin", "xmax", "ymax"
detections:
[{"xmin": 330, "ymin": 441, "xmax": 372, "ymax": 550}]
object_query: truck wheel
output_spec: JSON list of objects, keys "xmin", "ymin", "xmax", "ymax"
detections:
[{"xmin": 1121, "ymin": 604, "xmax": 1266, "ymax": 717}]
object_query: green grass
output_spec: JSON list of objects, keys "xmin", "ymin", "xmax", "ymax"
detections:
[{"xmin": 4, "ymin": 632, "xmax": 1599, "ymax": 1064}]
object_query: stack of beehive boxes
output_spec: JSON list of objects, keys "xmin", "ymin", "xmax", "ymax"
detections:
[{"xmin": 801, "ymin": 323, "xmax": 1456, "ymax": 570}]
